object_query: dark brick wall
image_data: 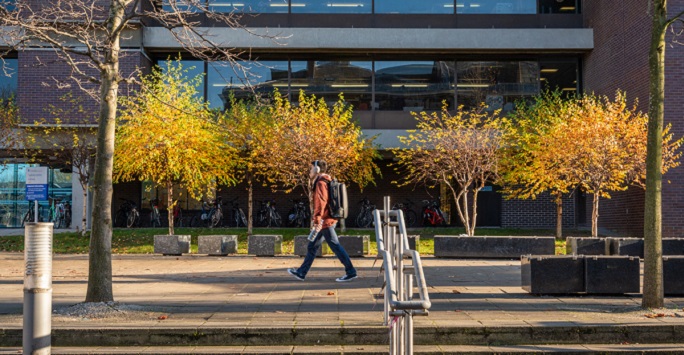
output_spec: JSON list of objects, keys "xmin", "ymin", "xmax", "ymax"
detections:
[
  {"xmin": 501, "ymin": 193, "xmax": 575, "ymax": 230},
  {"xmin": 17, "ymin": 50, "xmax": 147, "ymax": 125}
]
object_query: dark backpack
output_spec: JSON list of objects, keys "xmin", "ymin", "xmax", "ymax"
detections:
[{"xmin": 327, "ymin": 179, "xmax": 348, "ymax": 219}]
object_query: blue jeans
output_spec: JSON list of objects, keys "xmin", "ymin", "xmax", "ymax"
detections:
[{"xmin": 297, "ymin": 226, "xmax": 357, "ymax": 278}]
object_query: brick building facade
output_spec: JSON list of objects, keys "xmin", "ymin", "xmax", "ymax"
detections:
[{"xmin": 2, "ymin": 1, "xmax": 682, "ymax": 234}]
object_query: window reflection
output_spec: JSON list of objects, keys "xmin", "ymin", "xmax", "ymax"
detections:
[
  {"xmin": 456, "ymin": 61, "xmax": 539, "ymax": 113},
  {"xmin": 162, "ymin": 0, "xmax": 201, "ymax": 12},
  {"xmin": 375, "ymin": 61, "xmax": 454, "ymax": 111},
  {"xmin": 0, "ymin": 58, "xmax": 17, "ymax": 100},
  {"xmin": 292, "ymin": 0, "xmax": 371, "ymax": 13},
  {"xmin": 0, "ymin": 0, "xmax": 16, "ymax": 11},
  {"xmin": 207, "ymin": 61, "xmax": 288, "ymax": 110},
  {"xmin": 456, "ymin": 0, "xmax": 536, "ymax": 14},
  {"xmin": 208, "ymin": 0, "xmax": 289, "ymax": 13},
  {"xmin": 540, "ymin": 60, "xmax": 578, "ymax": 93},
  {"xmin": 539, "ymin": 0, "xmax": 579, "ymax": 14},
  {"xmin": 158, "ymin": 60, "xmax": 205, "ymax": 100},
  {"xmin": 291, "ymin": 61, "xmax": 372, "ymax": 110},
  {"xmin": 375, "ymin": 0, "xmax": 454, "ymax": 14}
]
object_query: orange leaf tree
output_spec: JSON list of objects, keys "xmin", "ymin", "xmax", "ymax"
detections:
[
  {"xmin": 219, "ymin": 97, "xmax": 274, "ymax": 234},
  {"xmin": 0, "ymin": 95, "xmax": 19, "ymax": 165},
  {"xmin": 393, "ymin": 104, "xmax": 509, "ymax": 236},
  {"xmin": 502, "ymin": 90, "xmax": 579, "ymax": 239},
  {"xmin": 544, "ymin": 91, "xmax": 681, "ymax": 237},
  {"xmin": 114, "ymin": 59, "xmax": 239, "ymax": 235},
  {"xmin": 264, "ymin": 90, "xmax": 380, "ymax": 222}
]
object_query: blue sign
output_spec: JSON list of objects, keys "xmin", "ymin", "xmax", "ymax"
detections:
[{"xmin": 26, "ymin": 184, "xmax": 48, "ymax": 201}]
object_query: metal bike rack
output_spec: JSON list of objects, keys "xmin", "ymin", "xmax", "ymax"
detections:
[{"xmin": 374, "ymin": 196, "xmax": 431, "ymax": 355}]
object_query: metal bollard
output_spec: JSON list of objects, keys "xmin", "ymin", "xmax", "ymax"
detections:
[{"xmin": 24, "ymin": 222, "xmax": 53, "ymax": 355}]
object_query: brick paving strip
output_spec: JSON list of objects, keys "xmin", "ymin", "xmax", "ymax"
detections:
[{"xmin": 1, "ymin": 253, "xmax": 684, "ymax": 349}]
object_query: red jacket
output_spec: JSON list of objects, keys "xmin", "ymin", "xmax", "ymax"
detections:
[{"xmin": 312, "ymin": 174, "xmax": 337, "ymax": 228}]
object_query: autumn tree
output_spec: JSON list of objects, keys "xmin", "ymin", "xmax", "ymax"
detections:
[
  {"xmin": 502, "ymin": 90, "xmax": 575, "ymax": 239},
  {"xmin": 264, "ymin": 90, "xmax": 380, "ymax": 222},
  {"xmin": 0, "ymin": 95, "xmax": 19, "ymax": 163},
  {"xmin": 0, "ymin": 0, "xmax": 275, "ymax": 302},
  {"xmin": 219, "ymin": 97, "xmax": 273, "ymax": 235},
  {"xmin": 643, "ymin": 0, "xmax": 684, "ymax": 309},
  {"xmin": 114, "ymin": 59, "xmax": 238, "ymax": 236},
  {"xmin": 393, "ymin": 104, "xmax": 508, "ymax": 237},
  {"xmin": 23, "ymin": 93, "xmax": 97, "ymax": 236}
]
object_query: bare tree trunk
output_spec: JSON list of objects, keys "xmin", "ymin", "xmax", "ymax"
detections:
[
  {"xmin": 80, "ymin": 176, "xmax": 88, "ymax": 237},
  {"xmin": 591, "ymin": 192, "xmax": 599, "ymax": 238},
  {"xmin": 643, "ymin": 0, "xmax": 668, "ymax": 309},
  {"xmin": 554, "ymin": 193, "xmax": 563, "ymax": 239},
  {"xmin": 470, "ymin": 189, "xmax": 479, "ymax": 237},
  {"xmin": 85, "ymin": 65, "xmax": 118, "ymax": 303},
  {"xmin": 461, "ymin": 191, "xmax": 471, "ymax": 236},
  {"xmin": 167, "ymin": 180, "xmax": 174, "ymax": 236},
  {"xmin": 247, "ymin": 176, "xmax": 253, "ymax": 235}
]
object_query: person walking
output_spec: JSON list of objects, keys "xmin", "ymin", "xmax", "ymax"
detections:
[{"xmin": 287, "ymin": 160, "xmax": 358, "ymax": 282}]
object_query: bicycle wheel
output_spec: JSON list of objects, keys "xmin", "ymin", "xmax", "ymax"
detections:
[
  {"xmin": 406, "ymin": 210, "xmax": 417, "ymax": 227},
  {"xmin": 114, "ymin": 210, "xmax": 126, "ymax": 228},
  {"xmin": 239, "ymin": 209, "xmax": 247, "ymax": 227},
  {"xmin": 151, "ymin": 211, "xmax": 161, "ymax": 228},
  {"xmin": 210, "ymin": 209, "xmax": 222, "ymax": 228},
  {"xmin": 273, "ymin": 210, "xmax": 282, "ymax": 227},
  {"xmin": 54, "ymin": 212, "xmax": 64, "ymax": 229},
  {"xmin": 64, "ymin": 211, "xmax": 71, "ymax": 228},
  {"xmin": 22, "ymin": 211, "xmax": 30, "ymax": 227},
  {"xmin": 126, "ymin": 211, "xmax": 138, "ymax": 228}
]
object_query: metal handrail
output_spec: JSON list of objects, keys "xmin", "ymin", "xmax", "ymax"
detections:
[{"xmin": 373, "ymin": 197, "xmax": 431, "ymax": 355}]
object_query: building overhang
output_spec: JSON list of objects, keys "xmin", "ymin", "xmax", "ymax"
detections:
[{"xmin": 143, "ymin": 27, "xmax": 594, "ymax": 54}]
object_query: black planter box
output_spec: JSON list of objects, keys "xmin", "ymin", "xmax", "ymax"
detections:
[
  {"xmin": 566, "ymin": 237, "xmax": 608, "ymax": 255},
  {"xmin": 663, "ymin": 239, "xmax": 684, "ymax": 256},
  {"xmin": 585, "ymin": 256, "xmax": 640, "ymax": 294},
  {"xmin": 434, "ymin": 236, "xmax": 555, "ymax": 259},
  {"xmin": 664, "ymin": 256, "xmax": 684, "ymax": 296},
  {"xmin": 608, "ymin": 238, "xmax": 644, "ymax": 258},
  {"xmin": 521, "ymin": 255, "xmax": 585, "ymax": 294}
]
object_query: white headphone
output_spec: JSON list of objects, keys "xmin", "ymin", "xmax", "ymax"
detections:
[{"xmin": 313, "ymin": 160, "xmax": 320, "ymax": 174}]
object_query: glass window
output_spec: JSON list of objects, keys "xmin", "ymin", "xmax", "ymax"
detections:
[
  {"xmin": 456, "ymin": 0, "xmax": 536, "ymax": 14},
  {"xmin": 375, "ymin": 61, "xmax": 455, "ymax": 111},
  {"xmin": 539, "ymin": 0, "xmax": 579, "ymax": 14},
  {"xmin": 157, "ymin": 59, "xmax": 205, "ymax": 100},
  {"xmin": 540, "ymin": 60, "xmax": 579, "ymax": 93},
  {"xmin": 375, "ymin": 0, "xmax": 454, "ymax": 14},
  {"xmin": 0, "ymin": 58, "xmax": 18, "ymax": 100},
  {"xmin": 291, "ymin": 0, "xmax": 371, "ymax": 14},
  {"xmin": 208, "ymin": 0, "xmax": 289, "ymax": 13},
  {"xmin": 162, "ymin": 0, "xmax": 201, "ymax": 12},
  {"xmin": 291, "ymin": 61, "xmax": 372, "ymax": 111},
  {"xmin": 1, "ymin": 0, "xmax": 16, "ymax": 11},
  {"xmin": 456, "ymin": 61, "xmax": 539, "ymax": 113},
  {"xmin": 207, "ymin": 61, "xmax": 288, "ymax": 110}
]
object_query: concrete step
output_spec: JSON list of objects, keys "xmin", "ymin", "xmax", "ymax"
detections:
[
  {"xmin": 3, "ymin": 325, "xmax": 684, "ymax": 348},
  {"xmin": 3, "ymin": 344, "xmax": 684, "ymax": 354}
]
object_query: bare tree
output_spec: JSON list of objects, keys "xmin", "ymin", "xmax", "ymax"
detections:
[
  {"xmin": 643, "ymin": 0, "xmax": 684, "ymax": 309},
  {"xmin": 0, "ymin": 0, "xmax": 276, "ymax": 303}
]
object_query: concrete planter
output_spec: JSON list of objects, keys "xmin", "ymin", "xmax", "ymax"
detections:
[
  {"xmin": 608, "ymin": 238, "xmax": 643, "ymax": 258},
  {"xmin": 294, "ymin": 235, "xmax": 331, "ymax": 257},
  {"xmin": 566, "ymin": 237, "xmax": 608, "ymax": 255},
  {"xmin": 339, "ymin": 235, "xmax": 370, "ymax": 257},
  {"xmin": 584, "ymin": 255, "xmax": 640, "ymax": 294},
  {"xmin": 198, "ymin": 235, "xmax": 238, "ymax": 256},
  {"xmin": 407, "ymin": 235, "xmax": 420, "ymax": 253},
  {"xmin": 154, "ymin": 235, "xmax": 191, "ymax": 256},
  {"xmin": 664, "ymin": 256, "xmax": 684, "ymax": 296},
  {"xmin": 521, "ymin": 255, "xmax": 585, "ymax": 294},
  {"xmin": 434, "ymin": 235, "xmax": 555, "ymax": 259},
  {"xmin": 247, "ymin": 235, "xmax": 282, "ymax": 256}
]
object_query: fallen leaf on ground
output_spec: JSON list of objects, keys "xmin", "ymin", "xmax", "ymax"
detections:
[
  {"xmin": 327, "ymin": 292, "xmax": 335, "ymax": 296},
  {"xmin": 158, "ymin": 315, "xmax": 168, "ymax": 320},
  {"xmin": 452, "ymin": 290, "xmax": 461, "ymax": 294}
]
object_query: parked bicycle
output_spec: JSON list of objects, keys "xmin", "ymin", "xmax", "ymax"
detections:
[
  {"xmin": 256, "ymin": 199, "xmax": 281, "ymax": 227},
  {"xmin": 392, "ymin": 199, "xmax": 417, "ymax": 227},
  {"xmin": 51, "ymin": 198, "xmax": 71, "ymax": 229},
  {"xmin": 173, "ymin": 201, "xmax": 185, "ymax": 227},
  {"xmin": 354, "ymin": 198, "xmax": 375, "ymax": 228},
  {"xmin": 21, "ymin": 202, "xmax": 44, "ymax": 227},
  {"xmin": 191, "ymin": 197, "xmax": 223, "ymax": 228},
  {"xmin": 287, "ymin": 198, "xmax": 309, "ymax": 227},
  {"xmin": 228, "ymin": 197, "xmax": 248, "ymax": 228},
  {"xmin": 114, "ymin": 198, "xmax": 140, "ymax": 228},
  {"xmin": 422, "ymin": 199, "xmax": 447, "ymax": 226},
  {"xmin": 148, "ymin": 198, "xmax": 162, "ymax": 228}
]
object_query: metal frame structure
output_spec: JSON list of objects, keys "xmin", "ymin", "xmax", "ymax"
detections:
[{"xmin": 373, "ymin": 196, "xmax": 431, "ymax": 355}]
